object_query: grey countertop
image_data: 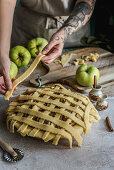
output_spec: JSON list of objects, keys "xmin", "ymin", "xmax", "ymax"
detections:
[{"xmin": 0, "ymin": 95, "xmax": 114, "ymax": 170}]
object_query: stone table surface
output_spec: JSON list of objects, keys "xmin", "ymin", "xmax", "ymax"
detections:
[
  {"xmin": 0, "ymin": 61, "xmax": 114, "ymax": 170},
  {"xmin": 0, "ymin": 96, "xmax": 114, "ymax": 170}
]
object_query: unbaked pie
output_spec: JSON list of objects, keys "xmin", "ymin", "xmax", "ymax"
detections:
[{"xmin": 6, "ymin": 84, "xmax": 100, "ymax": 148}]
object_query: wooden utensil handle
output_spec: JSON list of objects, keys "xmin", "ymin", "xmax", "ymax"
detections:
[{"xmin": 0, "ymin": 137, "xmax": 17, "ymax": 157}]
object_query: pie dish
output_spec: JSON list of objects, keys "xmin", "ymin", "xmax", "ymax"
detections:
[{"xmin": 6, "ymin": 84, "xmax": 100, "ymax": 148}]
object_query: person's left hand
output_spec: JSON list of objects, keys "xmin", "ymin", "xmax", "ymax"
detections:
[
  {"xmin": 42, "ymin": 29, "xmax": 64, "ymax": 64},
  {"xmin": 0, "ymin": 76, "xmax": 17, "ymax": 96}
]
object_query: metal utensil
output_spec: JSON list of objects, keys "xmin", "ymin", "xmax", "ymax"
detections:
[
  {"xmin": 0, "ymin": 137, "xmax": 24, "ymax": 162},
  {"xmin": 36, "ymin": 75, "xmax": 45, "ymax": 88}
]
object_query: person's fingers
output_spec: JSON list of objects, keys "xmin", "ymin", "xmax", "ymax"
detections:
[
  {"xmin": 42, "ymin": 45, "xmax": 61, "ymax": 60},
  {"xmin": 42, "ymin": 45, "xmax": 62, "ymax": 63},
  {"xmin": 43, "ymin": 59, "xmax": 54, "ymax": 64},
  {"xmin": 0, "ymin": 86, "xmax": 6, "ymax": 95},
  {"xmin": 42, "ymin": 40, "xmax": 57, "ymax": 55},
  {"xmin": 3, "ymin": 72, "xmax": 12, "ymax": 90},
  {"xmin": 1, "ymin": 84, "xmax": 6, "ymax": 90},
  {"xmin": 0, "ymin": 76, "xmax": 4, "ymax": 84}
]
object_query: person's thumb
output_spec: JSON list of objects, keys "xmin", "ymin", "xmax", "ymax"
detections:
[{"xmin": 3, "ymin": 71, "xmax": 12, "ymax": 90}]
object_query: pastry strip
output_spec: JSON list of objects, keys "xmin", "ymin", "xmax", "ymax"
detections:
[
  {"xmin": 7, "ymin": 115, "xmax": 72, "ymax": 147},
  {"xmin": 23, "ymin": 88, "xmax": 86, "ymax": 109},
  {"xmin": 84, "ymin": 102, "xmax": 93, "ymax": 134},
  {"xmin": 7, "ymin": 106, "xmax": 83, "ymax": 146},
  {"xmin": 14, "ymin": 95, "xmax": 84, "ymax": 117},
  {"xmin": 8, "ymin": 102, "xmax": 85, "ymax": 127},
  {"xmin": 5, "ymin": 53, "xmax": 44, "ymax": 100}
]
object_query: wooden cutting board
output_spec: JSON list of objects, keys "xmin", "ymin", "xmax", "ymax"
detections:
[{"xmin": 30, "ymin": 47, "xmax": 114, "ymax": 92}]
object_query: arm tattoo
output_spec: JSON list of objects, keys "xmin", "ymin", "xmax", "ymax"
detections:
[{"xmin": 62, "ymin": 0, "xmax": 96, "ymax": 38}]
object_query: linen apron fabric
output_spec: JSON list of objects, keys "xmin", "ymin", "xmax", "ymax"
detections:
[{"xmin": 11, "ymin": 0, "xmax": 90, "ymax": 48}]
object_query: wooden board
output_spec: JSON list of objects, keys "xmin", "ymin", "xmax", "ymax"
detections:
[{"xmin": 30, "ymin": 47, "xmax": 114, "ymax": 92}]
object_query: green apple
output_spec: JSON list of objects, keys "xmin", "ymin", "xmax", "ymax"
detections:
[
  {"xmin": 10, "ymin": 46, "xmax": 31, "ymax": 67},
  {"xmin": 28, "ymin": 37, "xmax": 48, "ymax": 57},
  {"xmin": 76, "ymin": 64, "xmax": 100, "ymax": 87},
  {"xmin": 10, "ymin": 61, "xmax": 18, "ymax": 80}
]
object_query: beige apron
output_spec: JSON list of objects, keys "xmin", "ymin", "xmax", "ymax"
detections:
[{"xmin": 11, "ymin": 0, "xmax": 90, "ymax": 48}]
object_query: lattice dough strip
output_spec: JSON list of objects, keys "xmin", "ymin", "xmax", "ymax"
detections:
[
  {"xmin": 26, "ymin": 88, "xmax": 87, "ymax": 110},
  {"xmin": 28, "ymin": 92, "xmax": 50, "ymax": 138},
  {"xmin": 8, "ymin": 103, "xmax": 81, "ymax": 146},
  {"xmin": 42, "ymin": 102, "xmax": 59, "ymax": 140},
  {"xmin": 8, "ymin": 91, "xmax": 56, "ymax": 142},
  {"xmin": 28, "ymin": 92, "xmax": 72, "ymax": 146},
  {"xmin": 8, "ymin": 102, "xmax": 98, "ymax": 127},
  {"xmin": 43, "ymin": 88, "xmax": 89, "ymax": 105},
  {"xmin": 84, "ymin": 102, "xmax": 94, "ymax": 134},
  {"xmin": 8, "ymin": 91, "xmax": 99, "ymax": 133},
  {"xmin": 15, "ymin": 95, "xmax": 84, "ymax": 118},
  {"xmin": 9, "ymin": 101, "xmax": 85, "ymax": 128},
  {"xmin": 11, "ymin": 104, "xmax": 82, "ymax": 146},
  {"xmin": 8, "ymin": 91, "xmax": 99, "ymax": 127},
  {"xmin": 14, "ymin": 121, "xmax": 56, "ymax": 141},
  {"xmin": 7, "ymin": 112, "xmax": 23, "ymax": 133},
  {"xmin": 17, "ymin": 105, "xmax": 33, "ymax": 136},
  {"xmin": 7, "ymin": 114, "xmax": 73, "ymax": 147},
  {"xmin": 43, "ymin": 83, "xmax": 89, "ymax": 101},
  {"xmin": 44, "ymin": 97, "xmax": 73, "ymax": 146},
  {"xmin": 42, "ymin": 103, "xmax": 62, "ymax": 144},
  {"xmin": 8, "ymin": 103, "xmax": 83, "ymax": 147}
]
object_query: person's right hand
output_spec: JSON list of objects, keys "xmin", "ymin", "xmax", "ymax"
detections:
[{"xmin": 0, "ymin": 57, "xmax": 12, "ymax": 95}]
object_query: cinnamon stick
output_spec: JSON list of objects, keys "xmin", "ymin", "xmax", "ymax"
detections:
[
  {"xmin": 94, "ymin": 75, "xmax": 97, "ymax": 88},
  {"xmin": 106, "ymin": 117, "xmax": 113, "ymax": 132}
]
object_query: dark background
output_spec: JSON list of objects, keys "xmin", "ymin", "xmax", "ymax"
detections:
[
  {"xmin": 90, "ymin": 0, "xmax": 114, "ymax": 51},
  {"xmin": 16, "ymin": 0, "xmax": 114, "ymax": 52}
]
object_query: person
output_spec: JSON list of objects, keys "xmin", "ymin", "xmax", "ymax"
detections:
[{"xmin": 0, "ymin": 0, "xmax": 96, "ymax": 95}]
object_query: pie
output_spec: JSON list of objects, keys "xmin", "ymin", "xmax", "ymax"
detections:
[{"xmin": 6, "ymin": 84, "xmax": 100, "ymax": 148}]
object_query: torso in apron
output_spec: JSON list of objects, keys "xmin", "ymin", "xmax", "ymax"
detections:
[{"xmin": 11, "ymin": 0, "xmax": 90, "ymax": 48}]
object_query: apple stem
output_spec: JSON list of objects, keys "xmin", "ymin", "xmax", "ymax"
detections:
[{"xmin": 94, "ymin": 75, "xmax": 97, "ymax": 88}]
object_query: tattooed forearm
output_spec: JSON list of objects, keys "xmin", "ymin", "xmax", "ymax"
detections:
[{"xmin": 62, "ymin": 0, "xmax": 96, "ymax": 39}]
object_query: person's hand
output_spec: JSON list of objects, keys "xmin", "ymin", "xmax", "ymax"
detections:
[
  {"xmin": 0, "ymin": 56, "xmax": 12, "ymax": 95},
  {"xmin": 0, "ymin": 76, "xmax": 17, "ymax": 96},
  {"xmin": 42, "ymin": 29, "xmax": 64, "ymax": 63}
]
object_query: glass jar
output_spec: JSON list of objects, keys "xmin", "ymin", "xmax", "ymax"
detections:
[
  {"xmin": 89, "ymin": 85, "xmax": 103, "ymax": 102},
  {"xmin": 96, "ymin": 94, "xmax": 108, "ymax": 111}
]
